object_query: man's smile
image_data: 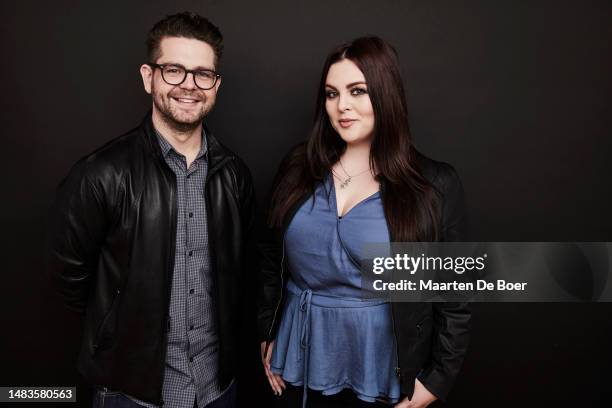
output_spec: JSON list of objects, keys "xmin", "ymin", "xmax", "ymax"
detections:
[{"xmin": 171, "ymin": 96, "xmax": 201, "ymax": 105}]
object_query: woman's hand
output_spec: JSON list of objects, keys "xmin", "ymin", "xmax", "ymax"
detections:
[
  {"xmin": 394, "ymin": 378, "xmax": 437, "ymax": 408},
  {"xmin": 260, "ymin": 341, "xmax": 286, "ymax": 396}
]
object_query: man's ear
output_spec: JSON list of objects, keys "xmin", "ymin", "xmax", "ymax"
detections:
[
  {"xmin": 214, "ymin": 75, "xmax": 222, "ymax": 93},
  {"xmin": 140, "ymin": 64, "xmax": 153, "ymax": 94}
]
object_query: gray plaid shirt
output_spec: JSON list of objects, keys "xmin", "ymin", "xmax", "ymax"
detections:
[{"xmin": 128, "ymin": 127, "xmax": 223, "ymax": 408}]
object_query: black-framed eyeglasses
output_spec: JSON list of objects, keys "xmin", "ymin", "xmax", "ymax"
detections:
[{"xmin": 148, "ymin": 63, "xmax": 221, "ymax": 90}]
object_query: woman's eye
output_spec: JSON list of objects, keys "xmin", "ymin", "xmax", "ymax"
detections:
[
  {"xmin": 325, "ymin": 91, "xmax": 338, "ymax": 98},
  {"xmin": 351, "ymin": 87, "xmax": 367, "ymax": 96}
]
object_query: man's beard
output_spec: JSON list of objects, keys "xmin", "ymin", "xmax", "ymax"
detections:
[{"xmin": 152, "ymin": 87, "xmax": 212, "ymax": 133}]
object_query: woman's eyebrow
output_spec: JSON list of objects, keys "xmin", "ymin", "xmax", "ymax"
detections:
[{"xmin": 325, "ymin": 81, "xmax": 367, "ymax": 89}]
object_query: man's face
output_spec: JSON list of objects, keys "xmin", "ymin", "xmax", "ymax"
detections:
[{"xmin": 140, "ymin": 36, "xmax": 221, "ymax": 131}]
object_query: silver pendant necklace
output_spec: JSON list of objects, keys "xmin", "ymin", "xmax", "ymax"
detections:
[{"xmin": 335, "ymin": 159, "xmax": 371, "ymax": 188}]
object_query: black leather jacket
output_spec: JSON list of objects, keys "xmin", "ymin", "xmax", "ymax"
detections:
[
  {"xmin": 46, "ymin": 113, "xmax": 255, "ymax": 405},
  {"xmin": 257, "ymin": 148, "xmax": 470, "ymax": 401}
]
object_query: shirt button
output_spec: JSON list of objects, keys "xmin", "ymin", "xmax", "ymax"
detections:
[
  {"xmin": 189, "ymin": 357, "xmax": 194, "ymax": 362},
  {"xmin": 189, "ymin": 288, "xmax": 195, "ymax": 294},
  {"xmin": 187, "ymin": 174, "xmax": 191, "ymax": 179},
  {"xmin": 189, "ymin": 250, "xmax": 193, "ymax": 256},
  {"xmin": 189, "ymin": 212, "xmax": 193, "ymax": 218},
  {"xmin": 189, "ymin": 325, "xmax": 194, "ymax": 330}
]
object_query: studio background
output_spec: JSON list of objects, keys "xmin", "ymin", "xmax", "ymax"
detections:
[{"xmin": 1, "ymin": 0, "xmax": 611, "ymax": 407}]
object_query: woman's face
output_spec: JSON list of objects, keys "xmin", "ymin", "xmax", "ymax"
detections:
[{"xmin": 325, "ymin": 59, "xmax": 375, "ymax": 146}]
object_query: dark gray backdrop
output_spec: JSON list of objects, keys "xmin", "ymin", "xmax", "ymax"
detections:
[{"xmin": 1, "ymin": 0, "xmax": 611, "ymax": 407}]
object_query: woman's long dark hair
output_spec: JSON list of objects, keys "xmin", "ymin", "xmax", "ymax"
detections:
[{"xmin": 269, "ymin": 37, "xmax": 440, "ymax": 241}]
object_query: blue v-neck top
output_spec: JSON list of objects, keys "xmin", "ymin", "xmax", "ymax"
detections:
[{"xmin": 270, "ymin": 175, "xmax": 400, "ymax": 405}]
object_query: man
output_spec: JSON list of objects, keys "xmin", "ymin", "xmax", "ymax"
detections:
[{"xmin": 47, "ymin": 12, "xmax": 254, "ymax": 408}]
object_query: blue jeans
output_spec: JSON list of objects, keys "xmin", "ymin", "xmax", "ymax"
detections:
[
  {"xmin": 92, "ymin": 382, "xmax": 237, "ymax": 408},
  {"xmin": 92, "ymin": 389, "xmax": 142, "ymax": 408}
]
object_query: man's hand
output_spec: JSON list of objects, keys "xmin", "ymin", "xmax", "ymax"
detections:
[
  {"xmin": 394, "ymin": 378, "xmax": 437, "ymax": 408},
  {"xmin": 260, "ymin": 341, "xmax": 286, "ymax": 396}
]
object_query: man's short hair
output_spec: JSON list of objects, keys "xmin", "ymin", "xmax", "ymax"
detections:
[{"xmin": 146, "ymin": 11, "xmax": 223, "ymax": 66}]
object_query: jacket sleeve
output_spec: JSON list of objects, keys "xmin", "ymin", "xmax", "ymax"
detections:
[
  {"xmin": 45, "ymin": 159, "xmax": 109, "ymax": 313},
  {"xmin": 418, "ymin": 163, "xmax": 471, "ymax": 401},
  {"xmin": 232, "ymin": 156, "xmax": 265, "ymax": 366},
  {"xmin": 256, "ymin": 224, "xmax": 283, "ymax": 342},
  {"xmin": 256, "ymin": 145, "xmax": 306, "ymax": 343}
]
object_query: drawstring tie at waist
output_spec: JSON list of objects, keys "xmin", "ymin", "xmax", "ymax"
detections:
[{"xmin": 285, "ymin": 279, "xmax": 387, "ymax": 408}]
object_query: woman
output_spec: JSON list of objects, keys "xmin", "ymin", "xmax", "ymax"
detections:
[{"xmin": 258, "ymin": 37, "xmax": 470, "ymax": 408}]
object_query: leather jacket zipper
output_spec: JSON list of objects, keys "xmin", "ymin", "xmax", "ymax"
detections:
[
  {"xmin": 93, "ymin": 288, "xmax": 122, "ymax": 353},
  {"xmin": 390, "ymin": 301, "xmax": 401, "ymax": 379},
  {"xmin": 382, "ymin": 184, "xmax": 402, "ymax": 380},
  {"xmin": 203, "ymin": 159, "xmax": 223, "ymax": 384}
]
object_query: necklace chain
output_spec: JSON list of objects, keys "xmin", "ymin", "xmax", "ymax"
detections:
[{"xmin": 334, "ymin": 159, "xmax": 371, "ymax": 189}]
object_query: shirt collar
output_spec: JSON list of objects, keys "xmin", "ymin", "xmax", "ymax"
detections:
[{"xmin": 155, "ymin": 126, "xmax": 208, "ymax": 160}]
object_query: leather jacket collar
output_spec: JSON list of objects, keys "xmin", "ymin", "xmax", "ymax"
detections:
[{"xmin": 141, "ymin": 111, "xmax": 235, "ymax": 174}]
